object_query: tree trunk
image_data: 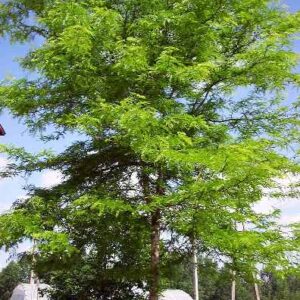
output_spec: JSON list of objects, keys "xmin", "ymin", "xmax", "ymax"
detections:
[
  {"xmin": 253, "ymin": 273, "xmax": 261, "ymax": 300},
  {"xmin": 30, "ymin": 240, "xmax": 37, "ymax": 284},
  {"xmin": 142, "ymin": 169, "xmax": 164, "ymax": 300},
  {"xmin": 149, "ymin": 209, "xmax": 161, "ymax": 300},
  {"xmin": 253, "ymin": 282, "xmax": 261, "ymax": 300},
  {"xmin": 231, "ymin": 271, "xmax": 236, "ymax": 300},
  {"xmin": 30, "ymin": 240, "xmax": 40, "ymax": 299},
  {"xmin": 192, "ymin": 239, "xmax": 199, "ymax": 300}
]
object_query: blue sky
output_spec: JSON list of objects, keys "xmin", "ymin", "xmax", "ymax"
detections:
[{"xmin": 0, "ymin": 1, "xmax": 300, "ymax": 269}]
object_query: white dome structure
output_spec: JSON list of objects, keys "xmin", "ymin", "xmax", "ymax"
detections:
[
  {"xmin": 10, "ymin": 283, "xmax": 50, "ymax": 300},
  {"xmin": 159, "ymin": 289, "xmax": 193, "ymax": 300}
]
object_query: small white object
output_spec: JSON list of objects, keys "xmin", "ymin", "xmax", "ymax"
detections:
[{"xmin": 159, "ymin": 289, "xmax": 193, "ymax": 300}]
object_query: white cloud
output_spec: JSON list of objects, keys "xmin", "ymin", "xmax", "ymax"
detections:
[
  {"xmin": 253, "ymin": 197, "xmax": 277, "ymax": 214},
  {"xmin": 0, "ymin": 157, "xmax": 8, "ymax": 169},
  {"xmin": 254, "ymin": 196, "xmax": 300, "ymax": 225},
  {"xmin": 254, "ymin": 197, "xmax": 300, "ymax": 213},
  {"xmin": 0, "ymin": 251, "xmax": 9, "ymax": 271},
  {"xmin": 40, "ymin": 170, "xmax": 63, "ymax": 188},
  {"xmin": 0, "ymin": 241, "xmax": 33, "ymax": 271},
  {"xmin": 0, "ymin": 156, "xmax": 12, "ymax": 189},
  {"xmin": 254, "ymin": 174, "xmax": 300, "ymax": 225},
  {"xmin": 279, "ymin": 214, "xmax": 300, "ymax": 225},
  {"xmin": 275, "ymin": 174, "xmax": 300, "ymax": 185},
  {"xmin": 0, "ymin": 202, "xmax": 12, "ymax": 213}
]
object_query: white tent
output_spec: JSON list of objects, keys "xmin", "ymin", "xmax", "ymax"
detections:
[
  {"xmin": 159, "ymin": 289, "xmax": 193, "ymax": 300},
  {"xmin": 10, "ymin": 283, "xmax": 50, "ymax": 300}
]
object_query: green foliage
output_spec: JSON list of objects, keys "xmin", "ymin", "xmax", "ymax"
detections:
[
  {"xmin": 162, "ymin": 255, "xmax": 300, "ymax": 300},
  {"xmin": 36, "ymin": 212, "xmax": 149, "ymax": 299},
  {"xmin": 0, "ymin": 0, "xmax": 299, "ymax": 298},
  {"xmin": 0, "ymin": 261, "xmax": 30, "ymax": 300}
]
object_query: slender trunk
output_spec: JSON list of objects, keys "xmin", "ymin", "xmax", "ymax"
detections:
[
  {"xmin": 240, "ymin": 224, "xmax": 261, "ymax": 300},
  {"xmin": 253, "ymin": 273, "xmax": 261, "ymax": 300},
  {"xmin": 141, "ymin": 169, "xmax": 164, "ymax": 300},
  {"xmin": 253, "ymin": 282, "xmax": 261, "ymax": 300},
  {"xmin": 30, "ymin": 269, "xmax": 35, "ymax": 284},
  {"xmin": 30, "ymin": 240, "xmax": 36, "ymax": 284},
  {"xmin": 231, "ymin": 271, "xmax": 236, "ymax": 300},
  {"xmin": 192, "ymin": 239, "xmax": 199, "ymax": 300},
  {"xmin": 30, "ymin": 240, "xmax": 40, "ymax": 299},
  {"xmin": 149, "ymin": 209, "xmax": 161, "ymax": 300}
]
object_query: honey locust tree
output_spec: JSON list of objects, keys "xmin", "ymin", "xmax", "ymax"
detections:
[{"xmin": 0, "ymin": 1, "xmax": 300, "ymax": 299}]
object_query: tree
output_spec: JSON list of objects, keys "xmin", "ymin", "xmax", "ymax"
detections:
[
  {"xmin": 34, "ymin": 203, "xmax": 150, "ymax": 299},
  {"xmin": 0, "ymin": 1, "xmax": 299, "ymax": 299},
  {"xmin": 0, "ymin": 260, "xmax": 30, "ymax": 300},
  {"xmin": 162, "ymin": 254, "xmax": 300, "ymax": 300}
]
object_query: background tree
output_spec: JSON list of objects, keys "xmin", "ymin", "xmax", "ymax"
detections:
[
  {"xmin": 161, "ymin": 254, "xmax": 300, "ymax": 300},
  {"xmin": 0, "ymin": 260, "xmax": 30, "ymax": 300}
]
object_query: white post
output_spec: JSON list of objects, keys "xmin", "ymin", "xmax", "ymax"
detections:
[
  {"xmin": 30, "ymin": 239, "xmax": 40, "ymax": 299},
  {"xmin": 192, "ymin": 239, "xmax": 199, "ymax": 300},
  {"xmin": 231, "ymin": 271, "xmax": 236, "ymax": 300}
]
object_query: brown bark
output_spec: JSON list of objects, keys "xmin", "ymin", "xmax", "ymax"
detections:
[
  {"xmin": 149, "ymin": 208, "xmax": 161, "ymax": 300},
  {"xmin": 149, "ymin": 170, "xmax": 165, "ymax": 300},
  {"xmin": 141, "ymin": 169, "xmax": 164, "ymax": 300}
]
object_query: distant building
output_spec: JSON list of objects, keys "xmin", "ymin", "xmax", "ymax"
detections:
[
  {"xmin": 159, "ymin": 289, "xmax": 193, "ymax": 300},
  {"xmin": 10, "ymin": 283, "xmax": 50, "ymax": 300}
]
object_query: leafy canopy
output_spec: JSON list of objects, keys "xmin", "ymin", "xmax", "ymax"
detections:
[{"xmin": 0, "ymin": 0, "xmax": 299, "ymax": 297}]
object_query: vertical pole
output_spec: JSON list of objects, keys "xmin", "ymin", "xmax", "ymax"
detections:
[
  {"xmin": 242, "ymin": 221, "xmax": 260, "ymax": 300},
  {"xmin": 30, "ymin": 240, "xmax": 40, "ymax": 299},
  {"xmin": 254, "ymin": 282, "xmax": 261, "ymax": 300},
  {"xmin": 30, "ymin": 240, "xmax": 36, "ymax": 284},
  {"xmin": 253, "ymin": 273, "xmax": 261, "ymax": 300},
  {"xmin": 30, "ymin": 269, "xmax": 35, "ymax": 284},
  {"xmin": 192, "ymin": 239, "xmax": 199, "ymax": 300},
  {"xmin": 231, "ymin": 271, "xmax": 236, "ymax": 300}
]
